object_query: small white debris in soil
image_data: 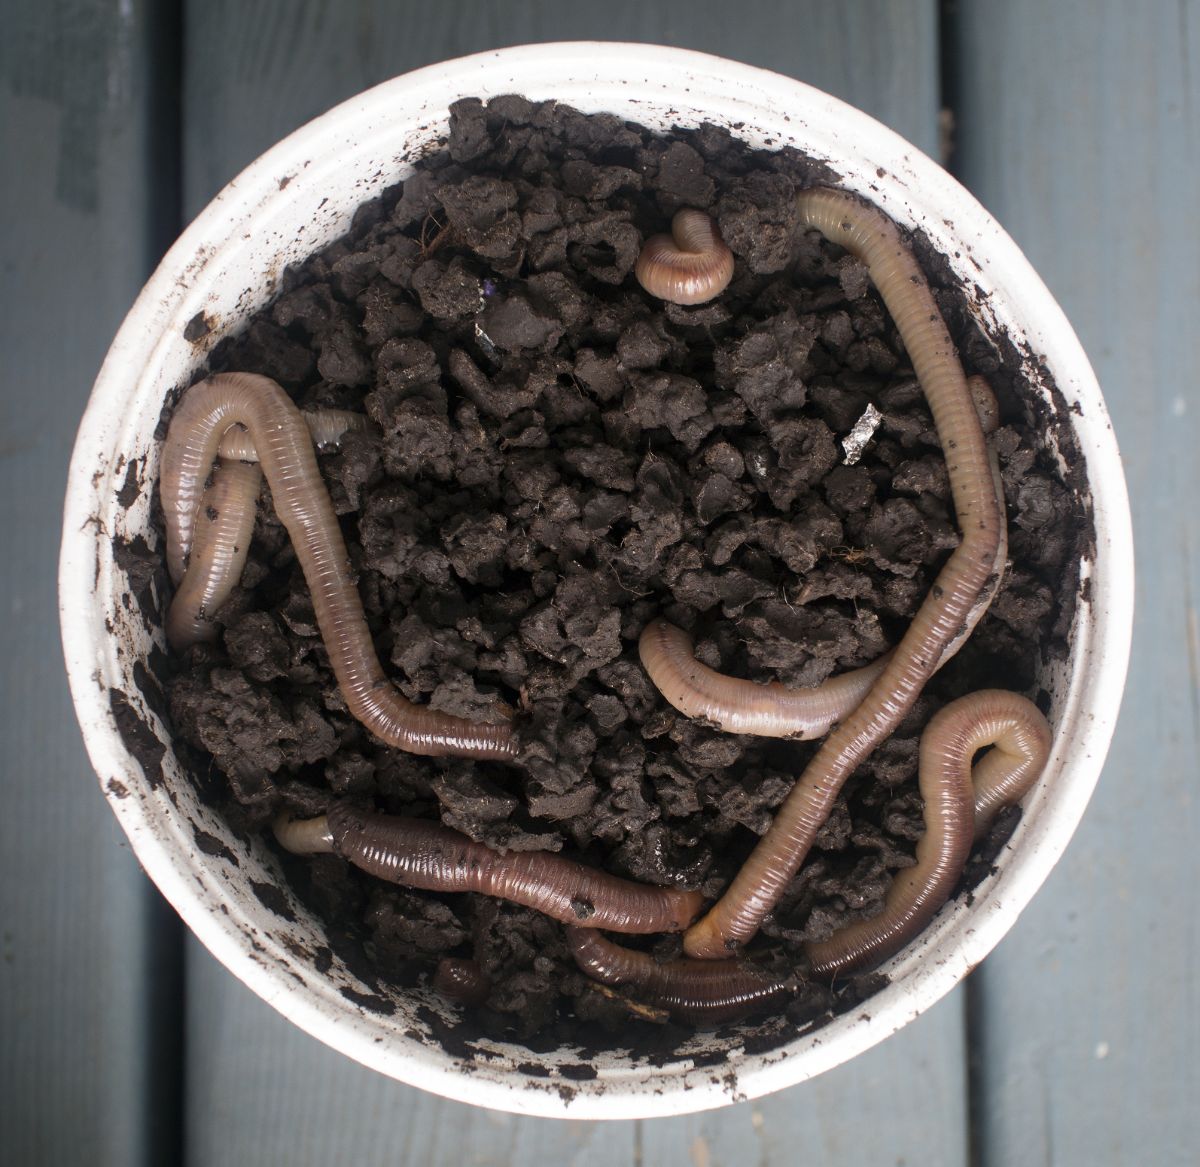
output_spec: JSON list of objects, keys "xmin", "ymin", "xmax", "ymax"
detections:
[
  {"xmin": 841, "ymin": 403, "xmax": 883, "ymax": 465},
  {"xmin": 474, "ymin": 322, "xmax": 498, "ymax": 362}
]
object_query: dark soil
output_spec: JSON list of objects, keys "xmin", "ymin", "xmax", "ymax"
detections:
[{"xmin": 163, "ymin": 95, "xmax": 1086, "ymax": 1047}]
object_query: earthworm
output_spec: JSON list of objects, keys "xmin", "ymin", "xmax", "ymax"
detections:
[
  {"xmin": 165, "ymin": 409, "xmax": 372, "ymax": 650},
  {"xmin": 805, "ymin": 690, "xmax": 1051, "ymax": 977},
  {"xmin": 163, "ymin": 404, "xmax": 371, "ymax": 585},
  {"xmin": 639, "ymin": 619, "xmax": 890, "ymax": 739},
  {"xmin": 160, "ymin": 373, "xmax": 515, "ymax": 761},
  {"xmin": 272, "ymin": 811, "xmax": 335, "ymax": 855},
  {"xmin": 433, "ymin": 956, "xmax": 492, "ymax": 1006},
  {"xmin": 634, "ymin": 208, "xmax": 735, "ymax": 305},
  {"xmin": 683, "ymin": 188, "xmax": 1004, "ymax": 958},
  {"xmin": 279, "ymin": 803, "xmax": 704, "ymax": 934},
  {"xmin": 638, "ymin": 374, "xmax": 1008, "ymax": 740},
  {"xmin": 566, "ymin": 928, "xmax": 791, "ymax": 1026},
  {"xmin": 166, "ymin": 459, "xmax": 262, "ymax": 649},
  {"xmin": 215, "ymin": 408, "xmax": 370, "ymax": 463}
]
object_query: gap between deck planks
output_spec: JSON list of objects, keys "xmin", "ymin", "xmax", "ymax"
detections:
[
  {"xmin": 0, "ymin": 2, "xmax": 183, "ymax": 1166},
  {"xmin": 178, "ymin": 3, "xmax": 970, "ymax": 1166}
]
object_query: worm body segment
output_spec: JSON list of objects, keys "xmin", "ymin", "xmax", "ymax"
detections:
[
  {"xmin": 805, "ymin": 690, "xmax": 1051, "ymax": 976},
  {"xmin": 566, "ymin": 928, "xmax": 790, "ymax": 1026},
  {"xmin": 166, "ymin": 459, "xmax": 262, "ymax": 649},
  {"xmin": 160, "ymin": 373, "xmax": 515, "ymax": 760},
  {"xmin": 324, "ymin": 803, "xmax": 704, "ymax": 934},
  {"xmin": 635, "ymin": 209, "xmax": 735, "ymax": 305},
  {"xmin": 684, "ymin": 189, "xmax": 1005, "ymax": 958}
]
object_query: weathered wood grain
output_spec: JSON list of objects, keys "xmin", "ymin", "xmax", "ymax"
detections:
[
  {"xmin": 183, "ymin": 0, "xmax": 940, "ymax": 215},
  {"xmin": 953, "ymin": 2, "xmax": 1199, "ymax": 1163},
  {"xmin": 180, "ymin": 3, "xmax": 966, "ymax": 1163},
  {"xmin": 0, "ymin": 2, "xmax": 181, "ymax": 1165}
]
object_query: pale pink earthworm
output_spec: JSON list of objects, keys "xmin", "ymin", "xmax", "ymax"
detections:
[
  {"xmin": 634, "ymin": 209, "xmax": 735, "ymax": 305},
  {"xmin": 565, "ymin": 927, "xmax": 790, "ymax": 1025},
  {"xmin": 683, "ymin": 188, "xmax": 1005, "ymax": 958},
  {"xmin": 638, "ymin": 375, "xmax": 1008, "ymax": 740},
  {"xmin": 165, "ymin": 409, "xmax": 370, "ymax": 650},
  {"xmin": 166, "ymin": 459, "xmax": 262, "ymax": 649},
  {"xmin": 805, "ymin": 690, "xmax": 1050, "ymax": 977},
  {"xmin": 161, "ymin": 373, "xmax": 515, "ymax": 761},
  {"xmin": 639, "ymin": 619, "xmax": 891, "ymax": 740},
  {"xmin": 163, "ymin": 402, "xmax": 371, "ymax": 587},
  {"xmin": 275, "ymin": 804, "xmax": 704, "ymax": 934}
]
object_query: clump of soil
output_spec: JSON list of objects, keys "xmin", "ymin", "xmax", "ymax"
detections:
[{"xmin": 164, "ymin": 95, "xmax": 1086, "ymax": 1047}]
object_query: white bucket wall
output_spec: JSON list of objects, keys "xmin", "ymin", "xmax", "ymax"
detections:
[{"xmin": 59, "ymin": 43, "xmax": 1133, "ymax": 1118}]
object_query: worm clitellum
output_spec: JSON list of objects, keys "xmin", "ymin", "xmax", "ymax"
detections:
[
  {"xmin": 277, "ymin": 803, "xmax": 704, "ymax": 934},
  {"xmin": 634, "ymin": 209, "xmax": 735, "ymax": 305},
  {"xmin": 566, "ymin": 928, "xmax": 791, "ymax": 1026},
  {"xmin": 161, "ymin": 373, "xmax": 515, "ymax": 761},
  {"xmin": 683, "ymin": 188, "xmax": 1005, "ymax": 958},
  {"xmin": 805, "ymin": 690, "xmax": 1051, "ymax": 977},
  {"xmin": 639, "ymin": 374, "xmax": 1009, "ymax": 740}
]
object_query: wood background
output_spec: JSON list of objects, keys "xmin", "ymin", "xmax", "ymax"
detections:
[{"xmin": 2, "ymin": 1, "xmax": 1194, "ymax": 1163}]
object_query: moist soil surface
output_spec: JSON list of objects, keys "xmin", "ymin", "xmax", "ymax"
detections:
[{"xmin": 163, "ymin": 95, "xmax": 1086, "ymax": 1048}]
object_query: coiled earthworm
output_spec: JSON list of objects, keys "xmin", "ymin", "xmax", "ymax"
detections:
[
  {"xmin": 165, "ymin": 410, "xmax": 371, "ymax": 650},
  {"xmin": 634, "ymin": 208, "xmax": 735, "ymax": 305},
  {"xmin": 683, "ymin": 188, "xmax": 1004, "ymax": 958},
  {"xmin": 565, "ymin": 927, "xmax": 791, "ymax": 1026},
  {"xmin": 638, "ymin": 374, "xmax": 1008, "ymax": 741},
  {"xmin": 805, "ymin": 689, "xmax": 1050, "ymax": 977},
  {"xmin": 433, "ymin": 956, "xmax": 492, "ymax": 1006},
  {"xmin": 160, "ymin": 373, "xmax": 515, "ymax": 761},
  {"xmin": 276, "ymin": 803, "xmax": 704, "ymax": 934}
]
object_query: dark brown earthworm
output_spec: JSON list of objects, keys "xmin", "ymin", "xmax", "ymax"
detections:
[
  {"xmin": 634, "ymin": 208, "xmax": 735, "ymax": 305},
  {"xmin": 283, "ymin": 803, "xmax": 705, "ymax": 934},
  {"xmin": 805, "ymin": 690, "xmax": 1050, "ymax": 977},
  {"xmin": 433, "ymin": 956, "xmax": 492, "ymax": 1006},
  {"xmin": 684, "ymin": 188, "xmax": 1004, "ymax": 958},
  {"xmin": 166, "ymin": 459, "xmax": 262, "ymax": 649},
  {"xmin": 566, "ymin": 928, "xmax": 790, "ymax": 1026},
  {"xmin": 160, "ymin": 373, "xmax": 515, "ymax": 761},
  {"xmin": 638, "ymin": 374, "xmax": 1008, "ymax": 741}
]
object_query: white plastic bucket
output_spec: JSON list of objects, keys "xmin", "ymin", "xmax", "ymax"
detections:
[{"xmin": 59, "ymin": 43, "xmax": 1133, "ymax": 1118}]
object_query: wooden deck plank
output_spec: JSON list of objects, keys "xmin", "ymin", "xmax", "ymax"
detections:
[
  {"xmin": 183, "ymin": 0, "xmax": 940, "ymax": 217},
  {"xmin": 182, "ymin": 2, "xmax": 965, "ymax": 1161},
  {"xmin": 0, "ymin": 2, "xmax": 181, "ymax": 1164},
  {"xmin": 953, "ymin": 2, "xmax": 1199, "ymax": 1163}
]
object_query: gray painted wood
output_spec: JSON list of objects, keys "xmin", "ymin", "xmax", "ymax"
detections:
[
  {"xmin": 187, "ymin": 940, "xmax": 967, "ymax": 1166},
  {"xmin": 0, "ymin": 2, "xmax": 179, "ymax": 1165},
  {"xmin": 953, "ymin": 2, "xmax": 1199, "ymax": 1164},
  {"xmin": 183, "ymin": 0, "xmax": 940, "ymax": 217},
  {"xmin": 181, "ymin": 1, "xmax": 965, "ymax": 1162}
]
